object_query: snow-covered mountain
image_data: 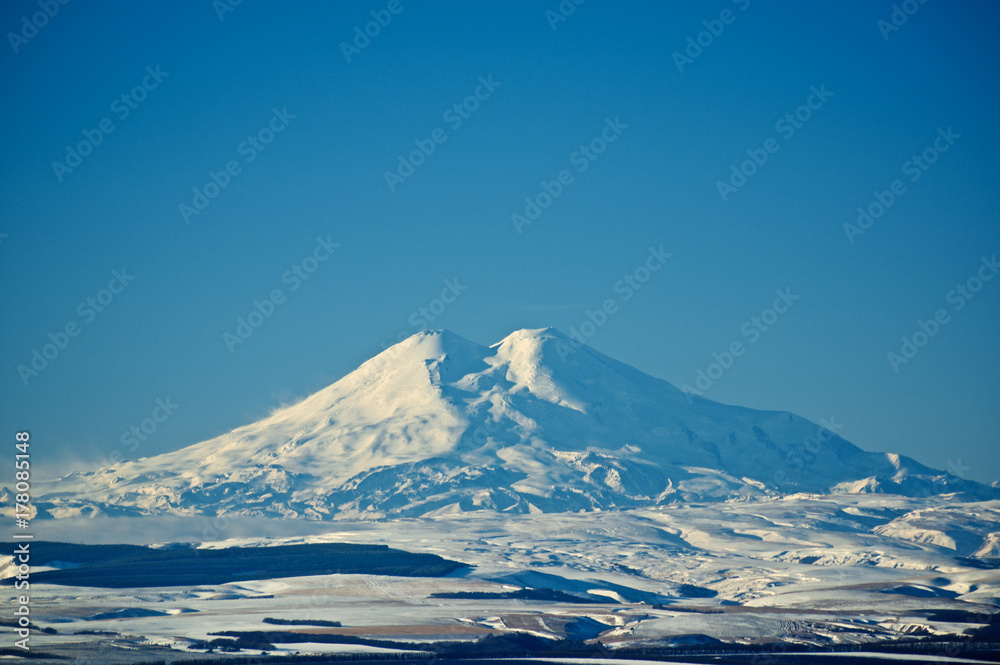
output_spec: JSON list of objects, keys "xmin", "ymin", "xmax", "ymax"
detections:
[{"xmin": 37, "ymin": 328, "xmax": 997, "ymax": 520}]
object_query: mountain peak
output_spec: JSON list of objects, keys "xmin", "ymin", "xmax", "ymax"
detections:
[
  {"xmin": 493, "ymin": 327, "xmax": 578, "ymax": 361},
  {"xmin": 38, "ymin": 328, "xmax": 999, "ymax": 521},
  {"xmin": 495, "ymin": 327, "xmax": 569, "ymax": 345},
  {"xmin": 366, "ymin": 329, "xmax": 488, "ymax": 370},
  {"xmin": 396, "ymin": 328, "xmax": 471, "ymax": 350}
]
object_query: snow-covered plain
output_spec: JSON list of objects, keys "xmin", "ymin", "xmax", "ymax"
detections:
[{"xmin": 6, "ymin": 494, "xmax": 1000, "ymax": 659}]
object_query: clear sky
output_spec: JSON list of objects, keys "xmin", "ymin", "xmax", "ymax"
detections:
[{"xmin": 2, "ymin": 1, "xmax": 998, "ymax": 484}]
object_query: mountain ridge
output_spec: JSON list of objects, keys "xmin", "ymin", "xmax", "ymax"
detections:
[{"xmin": 34, "ymin": 328, "xmax": 998, "ymax": 520}]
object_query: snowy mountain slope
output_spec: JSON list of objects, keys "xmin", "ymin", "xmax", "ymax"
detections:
[
  {"xmin": 872, "ymin": 502, "xmax": 1000, "ymax": 556},
  {"xmin": 35, "ymin": 328, "xmax": 998, "ymax": 519}
]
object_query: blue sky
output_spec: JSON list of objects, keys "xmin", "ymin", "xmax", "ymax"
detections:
[{"xmin": 2, "ymin": 1, "xmax": 998, "ymax": 484}]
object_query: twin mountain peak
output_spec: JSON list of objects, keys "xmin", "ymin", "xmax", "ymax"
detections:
[{"xmin": 41, "ymin": 328, "xmax": 996, "ymax": 520}]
